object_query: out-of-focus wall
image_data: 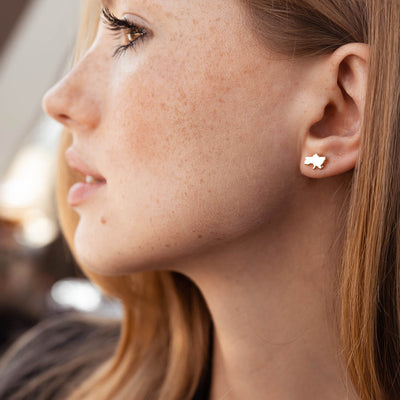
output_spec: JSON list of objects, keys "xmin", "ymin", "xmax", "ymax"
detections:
[
  {"xmin": 0, "ymin": 1, "xmax": 122, "ymax": 356},
  {"xmin": 0, "ymin": 0, "xmax": 81, "ymax": 179},
  {"xmin": 0, "ymin": 1, "xmax": 32, "ymax": 54}
]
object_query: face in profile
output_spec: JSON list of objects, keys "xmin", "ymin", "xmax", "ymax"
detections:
[{"xmin": 43, "ymin": 0, "xmax": 306, "ymax": 275}]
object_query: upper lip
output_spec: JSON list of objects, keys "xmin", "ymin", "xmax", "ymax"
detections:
[{"xmin": 65, "ymin": 147, "xmax": 106, "ymax": 182}]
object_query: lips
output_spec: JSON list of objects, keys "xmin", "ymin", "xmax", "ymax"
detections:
[
  {"xmin": 65, "ymin": 147, "xmax": 107, "ymax": 206},
  {"xmin": 65, "ymin": 147, "xmax": 106, "ymax": 182}
]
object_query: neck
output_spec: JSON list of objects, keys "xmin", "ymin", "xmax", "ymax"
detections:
[{"xmin": 179, "ymin": 178, "xmax": 359, "ymax": 400}]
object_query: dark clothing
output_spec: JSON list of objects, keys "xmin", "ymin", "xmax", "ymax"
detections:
[{"xmin": 0, "ymin": 312, "xmax": 119, "ymax": 400}]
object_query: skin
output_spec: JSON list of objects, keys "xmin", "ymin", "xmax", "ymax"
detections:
[
  {"xmin": 43, "ymin": 0, "xmax": 368, "ymax": 398},
  {"xmin": 43, "ymin": 0, "xmax": 309, "ymax": 275}
]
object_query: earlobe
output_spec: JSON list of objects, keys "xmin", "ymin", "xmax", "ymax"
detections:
[
  {"xmin": 300, "ymin": 43, "xmax": 369, "ymax": 179},
  {"xmin": 304, "ymin": 153, "xmax": 327, "ymax": 170},
  {"xmin": 302, "ymin": 133, "xmax": 360, "ymax": 178}
]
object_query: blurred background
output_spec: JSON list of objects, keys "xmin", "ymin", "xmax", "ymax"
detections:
[{"xmin": 0, "ymin": 0, "xmax": 121, "ymax": 358}]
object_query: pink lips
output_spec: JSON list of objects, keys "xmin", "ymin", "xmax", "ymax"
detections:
[{"xmin": 65, "ymin": 147, "xmax": 106, "ymax": 206}]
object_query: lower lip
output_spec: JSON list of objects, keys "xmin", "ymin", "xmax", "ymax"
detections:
[{"xmin": 67, "ymin": 182, "xmax": 106, "ymax": 206}]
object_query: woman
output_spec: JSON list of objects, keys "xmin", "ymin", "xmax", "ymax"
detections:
[{"xmin": 1, "ymin": 0, "xmax": 399, "ymax": 399}]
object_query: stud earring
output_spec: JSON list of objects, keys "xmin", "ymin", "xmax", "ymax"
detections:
[{"xmin": 304, "ymin": 153, "xmax": 327, "ymax": 170}]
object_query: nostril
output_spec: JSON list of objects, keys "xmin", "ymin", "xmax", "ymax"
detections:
[{"xmin": 57, "ymin": 113, "xmax": 73, "ymax": 125}]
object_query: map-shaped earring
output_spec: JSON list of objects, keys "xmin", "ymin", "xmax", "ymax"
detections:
[{"xmin": 304, "ymin": 154, "xmax": 327, "ymax": 170}]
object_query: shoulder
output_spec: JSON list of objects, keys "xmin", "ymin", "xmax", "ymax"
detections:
[{"xmin": 0, "ymin": 312, "xmax": 120, "ymax": 400}]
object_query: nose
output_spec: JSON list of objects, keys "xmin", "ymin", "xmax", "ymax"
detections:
[{"xmin": 42, "ymin": 51, "xmax": 102, "ymax": 131}]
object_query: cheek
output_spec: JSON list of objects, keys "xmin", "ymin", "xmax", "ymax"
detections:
[
  {"xmin": 87, "ymin": 37, "xmax": 299, "ymax": 272},
  {"xmin": 110, "ymin": 90, "xmax": 289, "ymax": 221},
  {"xmin": 108, "ymin": 38, "xmax": 288, "ymax": 177}
]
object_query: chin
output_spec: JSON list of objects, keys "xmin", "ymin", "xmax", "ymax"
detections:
[
  {"xmin": 71, "ymin": 210, "xmax": 242, "ymax": 277},
  {"xmin": 72, "ymin": 228, "xmax": 173, "ymax": 277}
]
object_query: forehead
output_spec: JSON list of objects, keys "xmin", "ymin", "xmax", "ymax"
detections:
[
  {"xmin": 101, "ymin": 0, "xmax": 191, "ymax": 13},
  {"xmin": 100, "ymin": 0, "xmax": 242, "ymax": 21}
]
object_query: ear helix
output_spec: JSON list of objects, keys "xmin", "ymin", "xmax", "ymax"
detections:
[{"xmin": 304, "ymin": 153, "xmax": 327, "ymax": 170}]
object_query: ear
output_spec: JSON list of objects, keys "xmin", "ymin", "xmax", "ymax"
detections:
[{"xmin": 299, "ymin": 43, "xmax": 369, "ymax": 178}]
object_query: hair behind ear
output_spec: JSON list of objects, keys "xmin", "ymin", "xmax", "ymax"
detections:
[
  {"xmin": 245, "ymin": 0, "xmax": 400, "ymax": 398},
  {"xmin": 340, "ymin": 2, "xmax": 400, "ymax": 399}
]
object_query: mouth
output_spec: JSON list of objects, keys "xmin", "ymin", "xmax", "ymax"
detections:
[
  {"xmin": 65, "ymin": 147, "xmax": 107, "ymax": 206},
  {"xmin": 84, "ymin": 175, "xmax": 106, "ymax": 184},
  {"xmin": 67, "ymin": 180, "xmax": 106, "ymax": 207},
  {"xmin": 65, "ymin": 147, "xmax": 106, "ymax": 182}
]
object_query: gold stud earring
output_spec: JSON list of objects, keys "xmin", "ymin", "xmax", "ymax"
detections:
[{"xmin": 304, "ymin": 154, "xmax": 327, "ymax": 170}]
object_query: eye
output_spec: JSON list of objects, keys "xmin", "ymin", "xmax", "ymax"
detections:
[
  {"xmin": 101, "ymin": 8, "xmax": 148, "ymax": 57},
  {"xmin": 126, "ymin": 29, "xmax": 143, "ymax": 43}
]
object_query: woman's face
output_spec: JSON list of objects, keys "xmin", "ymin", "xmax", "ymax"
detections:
[{"xmin": 43, "ymin": 0, "xmax": 307, "ymax": 275}]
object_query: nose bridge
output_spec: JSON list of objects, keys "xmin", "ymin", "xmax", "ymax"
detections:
[{"xmin": 42, "ymin": 46, "xmax": 103, "ymax": 130}]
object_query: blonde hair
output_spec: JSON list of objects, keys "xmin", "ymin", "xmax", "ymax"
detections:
[{"xmin": 57, "ymin": 1, "xmax": 400, "ymax": 399}]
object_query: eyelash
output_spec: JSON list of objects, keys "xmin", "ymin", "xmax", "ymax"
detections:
[{"xmin": 101, "ymin": 7, "xmax": 148, "ymax": 58}]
